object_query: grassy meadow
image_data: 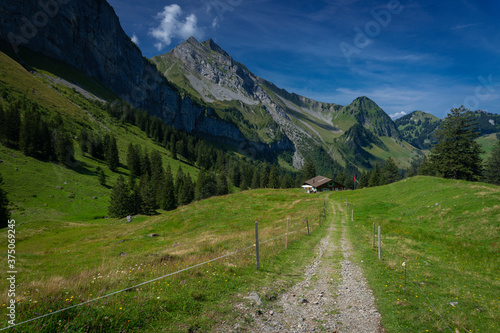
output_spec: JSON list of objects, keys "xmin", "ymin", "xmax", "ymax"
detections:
[
  {"xmin": 331, "ymin": 176, "xmax": 499, "ymax": 332},
  {"xmin": 0, "ymin": 189, "xmax": 328, "ymax": 332}
]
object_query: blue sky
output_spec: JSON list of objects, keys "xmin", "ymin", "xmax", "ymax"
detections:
[{"xmin": 107, "ymin": 0, "xmax": 500, "ymax": 119}]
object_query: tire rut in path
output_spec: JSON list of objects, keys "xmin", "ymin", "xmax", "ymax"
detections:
[
  {"xmin": 333, "ymin": 200, "xmax": 382, "ymax": 332},
  {"xmin": 221, "ymin": 201, "xmax": 383, "ymax": 332}
]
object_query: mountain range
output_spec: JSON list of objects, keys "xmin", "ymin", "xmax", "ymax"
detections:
[{"xmin": 0, "ymin": 0, "xmax": 498, "ymax": 174}]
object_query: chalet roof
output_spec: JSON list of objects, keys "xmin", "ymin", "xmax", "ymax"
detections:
[
  {"xmin": 303, "ymin": 176, "xmax": 347, "ymax": 189},
  {"xmin": 303, "ymin": 176, "xmax": 332, "ymax": 187}
]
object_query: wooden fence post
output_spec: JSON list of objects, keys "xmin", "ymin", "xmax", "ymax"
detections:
[
  {"xmin": 255, "ymin": 221, "xmax": 260, "ymax": 270},
  {"xmin": 306, "ymin": 219, "xmax": 310, "ymax": 235},
  {"xmin": 378, "ymin": 226, "xmax": 381, "ymax": 260},
  {"xmin": 351, "ymin": 209, "xmax": 353, "ymax": 222},
  {"xmin": 285, "ymin": 218, "xmax": 289, "ymax": 249}
]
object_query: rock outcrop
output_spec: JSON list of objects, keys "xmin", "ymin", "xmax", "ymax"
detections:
[{"xmin": 0, "ymin": 0, "xmax": 292, "ymax": 156}]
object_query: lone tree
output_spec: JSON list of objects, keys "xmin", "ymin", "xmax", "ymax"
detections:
[
  {"xmin": 0, "ymin": 173, "xmax": 11, "ymax": 228},
  {"xmin": 430, "ymin": 106, "xmax": 483, "ymax": 181}
]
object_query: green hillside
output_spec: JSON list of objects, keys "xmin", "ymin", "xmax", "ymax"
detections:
[
  {"xmin": 395, "ymin": 111, "xmax": 441, "ymax": 150},
  {"xmin": 0, "ymin": 188, "xmax": 327, "ymax": 331},
  {"xmin": 337, "ymin": 176, "xmax": 499, "ymax": 332},
  {"xmin": 0, "ymin": 50, "xmax": 200, "ymax": 224}
]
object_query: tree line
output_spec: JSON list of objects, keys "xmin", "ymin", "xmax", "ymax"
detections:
[{"xmin": 0, "ymin": 92, "xmax": 75, "ymax": 167}]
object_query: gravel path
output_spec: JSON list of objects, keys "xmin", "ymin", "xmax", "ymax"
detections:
[{"xmin": 220, "ymin": 202, "xmax": 383, "ymax": 332}]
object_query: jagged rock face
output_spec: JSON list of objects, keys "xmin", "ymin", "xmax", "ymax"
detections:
[{"xmin": 0, "ymin": 0, "xmax": 292, "ymax": 155}]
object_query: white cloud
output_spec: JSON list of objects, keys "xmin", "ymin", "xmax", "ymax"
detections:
[
  {"xmin": 150, "ymin": 4, "xmax": 203, "ymax": 51},
  {"xmin": 131, "ymin": 34, "xmax": 139, "ymax": 45},
  {"xmin": 212, "ymin": 17, "xmax": 219, "ymax": 29},
  {"xmin": 389, "ymin": 111, "xmax": 407, "ymax": 119}
]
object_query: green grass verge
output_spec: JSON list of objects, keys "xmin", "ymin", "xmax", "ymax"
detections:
[
  {"xmin": 334, "ymin": 176, "xmax": 499, "ymax": 332},
  {"xmin": 0, "ymin": 190, "xmax": 329, "ymax": 332}
]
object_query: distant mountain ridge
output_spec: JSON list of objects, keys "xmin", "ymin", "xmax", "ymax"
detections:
[
  {"xmin": 0, "ymin": 0, "xmax": 433, "ymax": 172},
  {"xmin": 152, "ymin": 37, "xmax": 419, "ymax": 171},
  {"xmin": 0, "ymin": 0, "xmax": 294, "ymax": 157},
  {"xmin": 396, "ymin": 110, "xmax": 500, "ymax": 150}
]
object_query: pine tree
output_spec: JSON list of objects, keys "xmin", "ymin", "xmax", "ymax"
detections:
[
  {"xmin": 484, "ymin": 141, "xmax": 500, "ymax": 185},
  {"xmin": 231, "ymin": 164, "xmax": 241, "ymax": 187},
  {"xmin": 150, "ymin": 150, "xmax": 165, "ymax": 206},
  {"xmin": 301, "ymin": 156, "xmax": 316, "ymax": 181},
  {"xmin": 216, "ymin": 169, "xmax": 229, "ymax": 195},
  {"xmin": 195, "ymin": 169, "xmax": 218, "ymax": 200},
  {"xmin": 382, "ymin": 157, "xmax": 401, "ymax": 184},
  {"xmin": 80, "ymin": 130, "xmax": 89, "ymax": 154},
  {"xmin": 97, "ymin": 167, "xmax": 106, "ymax": 186},
  {"xmin": 281, "ymin": 173, "xmax": 293, "ymax": 189},
  {"xmin": 260, "ymin": 164, "xmax": 270, "ymax": 188},
  {"xmin": 170, "ymin": 134, "xmax": 177, "ymax": 160},
  {"xmin": 430, "ymin": 106, "xmax": 483, "ymax": 181},
  {"xmin": 162, "ymin": 165, "xmax": 177, "ymax": 210},
  {"xmin": 368, "ymin": 162, "xmax": 382, "ymax": 187},
  {"xmin": 268, "ymin": 164, "xmax": 280, "ymax": 189},
  {"xmin": 20, "ymin": 110, "xmax": 38, "ymax": 157},
  {"xmin": 53, "ymin": 127, "xmax": 75, "ymax": 167},
  {"xmin": 108, "ymin": 175, "xmax": 131, "ymax": 218},
  {"xmin": 105, "ymin": 135, "xmax": 119, "ymax": 172},
  {"xmin": 178, "ymin": 173, "xmax": 195, "ymax": 206},
  {"xmin": 359, "ymin": 171, "xmax": 370, "ymax": 188},
  {"xmin": 5, "ymin": 104, "xmax": 21, "ymax": 147},
  {"xmin": 0, "ymin": 173, "xmax": 11, "ymax": 229},
  {"xmin": 141, "ymin": 152, "xmax": 151, "ymax": 177},
  {"xmin": 127, "ymin": 143, "xmax": 141, "ymax": 178},
  {"xmin": 175, "ymin": 166, "xmax": 185, "ymax": 200},
  {"xmin": 251, "ymin": 169, "xmax": 260, "ymax": 189},
  {"xmin": 139, "ymin": 174, "xmax": 157, "ymax": 215}
]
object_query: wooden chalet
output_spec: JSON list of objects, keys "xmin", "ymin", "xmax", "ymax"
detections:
[{"xmin": 302, "ymin": 176, "xmax": 346, "ymax": 193}]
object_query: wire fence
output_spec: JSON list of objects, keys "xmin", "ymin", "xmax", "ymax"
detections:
[{"xmin": 1, "ymin": 203, "xmax": 328, "ymax": 331}]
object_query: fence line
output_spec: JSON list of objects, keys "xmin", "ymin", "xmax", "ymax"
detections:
[
  {"xmin": 363, "ymin": 215, "xmax": 455, "ymax": 332},
  {"xmin": 1, "ymin": 210, "xmax": 325, "ymax": 331}
]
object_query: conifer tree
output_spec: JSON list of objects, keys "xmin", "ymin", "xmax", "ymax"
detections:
[
  {"xmin": 108, "ymin": 175, "xmax": 131, "ymax": 218},
  {"xmin": 430, "ymin": 106, "xmax": 483, "ymax": 181},
  {"xmin": 231, "ymin": 164, "xmax": 241, "ymax": 187},
  {"xmin": 53, "ymin": 127, "xmax": 75, "ymax": 167},
  {"xmin": 175, "ymin": 166, "xmax": 185, "ymax": 199},
  {"xmin": 97, "ymin": 167, "xmax": 106, "ymax": 186},
  {"xmin": 127, "ymin": 144, "xmax": 141, "ymax": 178},
  {"xmin": 382, "ymin": 157, "xmax": 401, "ymax": 184},
  {"xmin": 178, "ymin": 173, "xmax": 195, "ymax": 206},
  {"xmin": 141, "ymin": 152, "xmax": 151, "ymax": 177},
  {"xmin": 251, "ymin": 169, "xmax": 260, "ymax": 189},
  {"xmin": 301, "ymin": 156, "xmax": 316, "ymax": 181},
  {"xmin": 150, "ymin": 150, "xmax": 165, "ymax": 205},
  {"xmin": 5, "ymin": 104, "xmax": 21, "ymax": 147},
  {"xmin": 162, "ymin": 164, "xmax": 177, "ymax": 211},
  {"xmin": 105, "ymin": 135, "xmax": 119, "ymax": 172},
  {"xmin": 139, "ymin": 174, "xmax": 157, "ymax": 215},
  {"xmin": 170, "ymin": 134, "xmax": 177, "ymax": 160},
  {"xmin": 268, "ymin": 164, "xmax": 280, "ymax": 189},
  {"xmin": 216, "ymin": 169, "xmax": 229, "ymax": 195},
  {"xmin": 484, "ymin": 141, "xmax": 500, "ymax": 185},
  {"xmin": 368, "ymin": 162, "xmax": 382, "ymax": 187},
  {"xmin": 260, "ymin": 164, "xmax": 270, "ymax": 188},
  {"xmin": 0, "ymin": 173, "xmax": 11, "ymax": 229},
  {"xmin": 20, "ymin": 110, "xmax": 38, "ymax": 157}
]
